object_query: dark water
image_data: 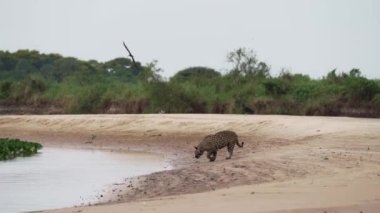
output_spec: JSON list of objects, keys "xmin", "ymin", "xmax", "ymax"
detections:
[{"xmin": 0, "ymin": 148, "xmax": 170, "ymax": 213}]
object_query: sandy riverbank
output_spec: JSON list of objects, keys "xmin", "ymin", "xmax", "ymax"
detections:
[{"xmin": 0, "ymin": 114, "xmax": 379, "ymax": 212}]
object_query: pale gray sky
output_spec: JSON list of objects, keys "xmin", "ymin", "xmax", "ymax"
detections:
[{"xmin": 0, "ymin": 0, "xmax": 379, "ymax": 78}]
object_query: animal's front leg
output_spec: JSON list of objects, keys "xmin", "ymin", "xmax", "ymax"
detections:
[
  {"xmin": 207, "ymin": 151, "xmax": 213, "ymax": 161},
  {"xmin": 209, "ymin": 151, "xmax": 217, "ymax": 162},
  {"xmin": 207, "ymin": 151, "xmax": 217, "ymax": 162}
]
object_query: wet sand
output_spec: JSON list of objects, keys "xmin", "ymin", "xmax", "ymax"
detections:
[{"xmin": 0, "ymin": 114, "xmax": 379, "ymax": 212}]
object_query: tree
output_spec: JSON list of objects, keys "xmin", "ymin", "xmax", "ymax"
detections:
[
  {"xmin": 102, "ymin": 58, "xmax": 141, "ymax": 82},
  {"xmin": 138, "ymin": 60, "xmax": 162, "ymax": 83},
  {"xmin": 349, "ymin": 68, "xmax": 361, "ymax": 77},
  {"xmin": 227, "ymin": 48, "xmax": 270, "ymax": 78},
  {"xmin": 52, "ymin": 58, "xmax": 80, "ymax": 82},
  {"xmin": 171, "ymin": 67, "xmax": 220, "ymax": 82},
  {"xmin": 14, "ymin": 59, "xmax": 37, "ymax": 79},
  {"xmin": 325, "ymin": 69, "xmax": 339, "ymax": 83}
]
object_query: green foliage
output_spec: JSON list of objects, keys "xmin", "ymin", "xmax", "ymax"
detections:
[
  {"xmin": 0, "ymin": 80, "xmax": 12, "ymax": 99},
  {"xmin": 146, "ymin": 81, "xmax": 207, "ymax": 113},
  {"xmin": 0, "ymin": 138, "xmax": 43, "ymax": 161},
  {"xmin": 227, "ymin": 48, "xmax": 270, "ymax": 78},
  {"xmin": 171, "ymin": 67, "xmax": 221, "ymax": 82},
  {"xmin": 263, "ymin": 78, "xmax": 290, "ymax": 96},
  {"xmin": 104, "ymin": 57, "xmax": 140, "ymax": 81},
  {"xmin": 0, "ymin": 49, "xmax": 379, "ymax": 117},
  {"xmin": 4, "ymin": 75, "xmax": 47, "ymax": 104},
  {"xmin": 373, "ymin": 93, "xmax": 380, "ymax": 104},
  {"xmin": 68, "ymin": 85, "xmax": 106, "ymax": 113},
  {"xmin": 323, "ymin": 69, "xmax": 379, "ymax": 103},
  {"xmin": 343, "ymin": 76, "xmax": 378, "ymax": 101}
]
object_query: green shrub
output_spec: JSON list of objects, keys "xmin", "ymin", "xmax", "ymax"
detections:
[
  {"xmin": 372, "ymin": 93, "xmax": 380, "ymax": 105},
  {"xmin": 0, "ymin": 80, "xmax": 13, "ymax": 99},
  {"xmin": 343, "ymin": 77, "xmax": 379, "ymax": 102},
  {"xmin": 146, "ymin": 81, "xmax": 207, "ymax": 113},
  {"xmin": 263, "ymin": 78, "xmax": 290, "ymax": 96},
  {"xmin": 8, "ymin": 75, "xmax": 47, "ymax": 104},
  {"xmin": 293, "ymin": 83, "xmax": 316, "ymax": 102}
]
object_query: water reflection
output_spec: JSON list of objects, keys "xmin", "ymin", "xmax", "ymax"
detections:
[{"xmin": 0, "ymin": 148, "xmax": 169, "ymax": 213}]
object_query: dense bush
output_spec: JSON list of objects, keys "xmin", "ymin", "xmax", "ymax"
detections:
[
  {"xmin": 0, "ymin": 49, "xmax": 379, "ymax": 117},
  {"xmin": 0, "ymin": 138, "xmax": 43, "ymax": 160},
  {"xmin": 0, "ymin": 80, "xmax": 12, "ymax": 99}
]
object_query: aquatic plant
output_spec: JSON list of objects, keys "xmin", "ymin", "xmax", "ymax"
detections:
[{"xmin": 0, "ymin": 138, "xmax": 43, "ymax": 160}]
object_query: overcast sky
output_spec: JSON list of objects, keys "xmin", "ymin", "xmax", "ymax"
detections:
[{"xmin": 0, "ymin": 0, "xmax": 379, "ymax": 78}]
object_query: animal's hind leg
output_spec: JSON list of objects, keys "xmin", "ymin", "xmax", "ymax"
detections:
[{"xmin": 226, "ymin": 144, "xmax": 234, "ymax": 159}]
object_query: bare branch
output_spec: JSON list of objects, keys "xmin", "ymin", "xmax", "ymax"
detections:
[{"xmin": 122, "ymin": 41, "xmax": 138, "ymax": 70}]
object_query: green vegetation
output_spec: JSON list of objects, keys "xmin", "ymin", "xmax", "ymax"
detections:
[
  {"xmin": 0, "ymin": 138, "xmax": 43, "ymax": 160},
  {"xmin": 0, "ymin": 48, "xmax": 379, "ymax": 117}
]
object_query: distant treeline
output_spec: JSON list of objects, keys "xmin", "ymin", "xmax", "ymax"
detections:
[{"xmin": 0, "ymin": 49, "xmax": 379, "ymax": 117}]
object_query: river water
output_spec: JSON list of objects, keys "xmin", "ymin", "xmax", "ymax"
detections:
[{"xmin": 0, "ymin": 148, "xmax": 170, "ymax": 213}]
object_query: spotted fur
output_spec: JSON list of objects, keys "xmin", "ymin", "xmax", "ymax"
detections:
[{"xmin": 194, "ymin": 130, "xmax": 244, "ymax": 162}]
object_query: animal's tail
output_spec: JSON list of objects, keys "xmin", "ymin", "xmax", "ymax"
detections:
[{"xmin": 236, "ymin": 140, "xmax": 244, "ymax": 148}]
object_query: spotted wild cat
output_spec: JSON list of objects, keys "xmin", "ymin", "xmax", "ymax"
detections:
[{"xmin": 194, "ymin": 130, "xmax": 244, "ymax": 161}]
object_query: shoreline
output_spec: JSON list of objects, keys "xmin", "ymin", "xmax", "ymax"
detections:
[{"xmin": 0, "ymin": 114, "xmax": 379, "ymax": 212}]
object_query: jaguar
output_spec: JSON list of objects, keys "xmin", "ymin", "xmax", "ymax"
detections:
[{"xmin": 194, "ymin": 130, "xmax": 244, "ymax": 161}]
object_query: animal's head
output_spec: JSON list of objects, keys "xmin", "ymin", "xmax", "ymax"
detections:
[{"xmin": 194, "ymin": 146, "xmax": 203, "ymax": 159}]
